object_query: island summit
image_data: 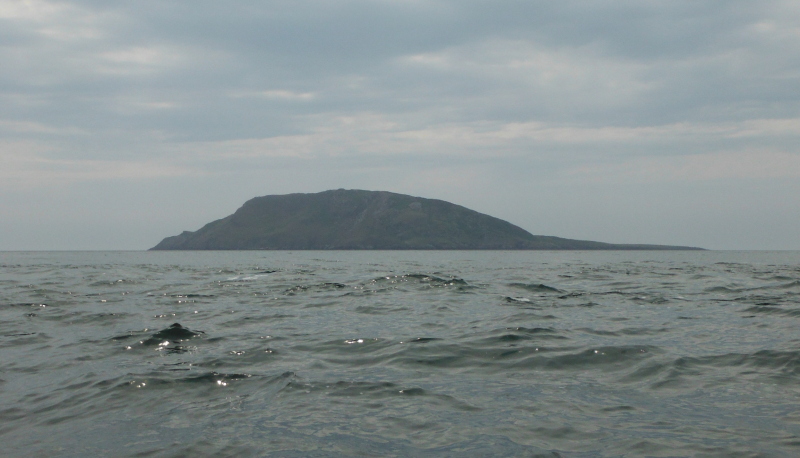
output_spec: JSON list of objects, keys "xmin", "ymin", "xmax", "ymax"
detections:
[{"xmin": 150, "ymin": 189, "xmax": 703, "ymax": 250}]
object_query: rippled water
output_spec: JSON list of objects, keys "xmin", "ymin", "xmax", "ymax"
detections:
[{"xmin": 1, "ymin": 250, "xmax": 799, "ymax": 457}]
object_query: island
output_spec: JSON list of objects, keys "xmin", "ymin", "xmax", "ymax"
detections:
[{"xmin": 150, "ymin": 189, "xmax": 703, "ymax": 250}]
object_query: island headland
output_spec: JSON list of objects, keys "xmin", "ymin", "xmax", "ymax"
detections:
[{"xmin": 150, "ymin": 189, "xmax": 704, "ymax": 250}]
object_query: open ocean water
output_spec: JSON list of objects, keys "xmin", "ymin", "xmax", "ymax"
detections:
[{"xmin": 1, "ymin": 250, "xmax": 799, "ymax": 457}]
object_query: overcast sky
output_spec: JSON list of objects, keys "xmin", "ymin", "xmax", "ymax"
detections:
[{"xmin": 2, "ymin": 0, "xmax": 799, "ymax": 250}]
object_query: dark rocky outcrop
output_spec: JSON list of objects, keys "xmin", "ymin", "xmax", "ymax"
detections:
[{"xmin": 150, "ymin": 189, "xmax": 703, "ymax": 250}]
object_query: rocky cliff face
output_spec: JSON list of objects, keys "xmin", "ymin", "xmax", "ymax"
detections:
[{"xmin": 150, "ymin": 189, "xmax": 703, "ymax": 250}]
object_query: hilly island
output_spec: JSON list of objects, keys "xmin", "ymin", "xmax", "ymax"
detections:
[{"xmin": 150, "ymin": 189, "xmax": 703, "ymax": 250}]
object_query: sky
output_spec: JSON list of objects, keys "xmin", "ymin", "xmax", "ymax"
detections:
[{"xmin": 1, "ymin": 0, "xmax": 799, "ymax": 250}]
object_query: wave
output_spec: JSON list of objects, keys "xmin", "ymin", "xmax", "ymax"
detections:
[
  {"xmin": 742, "ymin": 305, "xmax": 800, "ymax": 317},
  {"xmin": 508, "ymin": 283, "xmax": 563, "ymax": 293},
  {"xmin": 623, "ymin": 349, "xmax": 800, "ymax": 388},
  {"xmin": 370, "ymin": 274, "xmax": 470, "ymax": 288}
]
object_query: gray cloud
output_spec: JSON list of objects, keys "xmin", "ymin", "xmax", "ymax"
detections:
[{"xmin": 4, "ymin": 1, "xmax": 795, "ymax": 133}]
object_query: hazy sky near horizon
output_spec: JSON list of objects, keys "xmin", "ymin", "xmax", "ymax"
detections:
[{"xmin": 2, "ymin": 0, "xmax": 799, "ymax": 250}]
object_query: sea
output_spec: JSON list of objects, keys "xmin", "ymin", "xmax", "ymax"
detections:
[{"xmin": 1, "ymin": 250, "xmax": 799, "ymax": 457}]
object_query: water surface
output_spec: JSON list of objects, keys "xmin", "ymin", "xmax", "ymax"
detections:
[{"xmin": 1, "ymin": 251, "xmax": 799, "ymax": 456}]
